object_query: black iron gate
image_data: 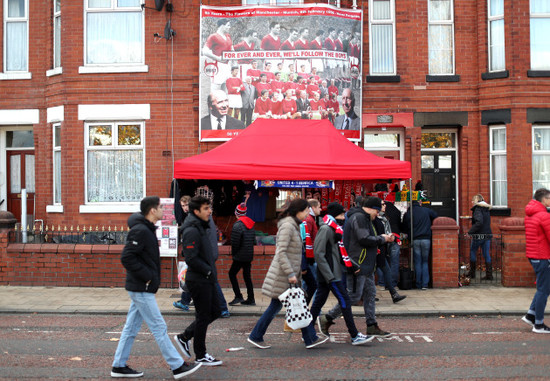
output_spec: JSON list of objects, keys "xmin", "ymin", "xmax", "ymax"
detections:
[{"xmin": 459, "ymin": 234, "xmax": 502, "ymax": 285}]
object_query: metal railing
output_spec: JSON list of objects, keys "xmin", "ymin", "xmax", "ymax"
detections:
[
  {"xmin": 458, "ymin": 233, "xmax": 502, "ymax": 286},
  {"xmin": 9, "ymin": 223, "xmax": 129, "ymax": 245}
]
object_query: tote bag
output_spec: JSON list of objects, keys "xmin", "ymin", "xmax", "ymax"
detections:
[
  {"xmin": 278, "ymin": 284, "xmax": 313, "ymax": 330},
  {"xmin": 177, "ymin": 261, "xmax": 188, "ymax": 292}
]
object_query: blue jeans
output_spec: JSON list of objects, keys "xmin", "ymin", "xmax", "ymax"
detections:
[
  {"xmin": 528, "ymin": 259, "xmax": 550, "ymax": 324},
  {"xmin": 413, "ymin": 239, "xmax": 431, "ymax": 289},
  {"xmin": 113, "ymin": 291, "xmax": 183, "ymax": 370},
  {"xmin": 470, "ymin": 239, "xmax": 491, "ymax": 264},
  {"xmin": 249, "ymin": 298, "xmax": 318, "ymax": 346},
  {"xmin": 377, "ymin": 243, "xmax": 400, "ymax": 289},
  {"xmin": 215, "ymin": 281, "xmax": 228, "ymax": 312}
]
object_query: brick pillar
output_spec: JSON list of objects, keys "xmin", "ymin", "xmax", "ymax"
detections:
[
  {"xmin": 0, "ymin": 211, "xmax": 16, "ymax": 284},
  {"xmin": 500, "ymin": 217, "xmax": 534, "ymax": 287},
  {"xmin": 431, "ymin": 217, "xmax": 460, "ymax": 288}
]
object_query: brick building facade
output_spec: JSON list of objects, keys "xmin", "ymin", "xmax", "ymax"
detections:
[{"xmin": 0, "ymin": 0, "xmax": 549, "ymax": 235}]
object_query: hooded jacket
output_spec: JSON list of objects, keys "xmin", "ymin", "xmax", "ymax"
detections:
[
  {"xmin": 181, "ymin": 213, "xmax": 217, "ymax": 283},
  {"xmin": 121, "ymin": 213, "xmax": 161, "ymax": 293},
  {"xmin": 314, "ymin": 218, "xmax": 343, "ymax": 283},
  {"xmin": 261, "ymin": 216, "xmax": 303, "ymax": 299},
  {"xmin": 231, "ymin": 216, "xmax": 256, "ymax": 262},
  {"xmin": 468, "ymin": 201, "xmax": 492, "ymax": 237},
  {"xmin": 344, "ymin": 207, "xmax": 386, "ymax": 275},
  {"xmin": 525, "ymin": 199, "xmax": 550, "ymax": 260}
]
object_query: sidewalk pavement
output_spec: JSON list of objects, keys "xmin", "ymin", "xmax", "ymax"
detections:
[{"xmin": 0, "ymin": 285, "xmax": 537, "ymax": 317}]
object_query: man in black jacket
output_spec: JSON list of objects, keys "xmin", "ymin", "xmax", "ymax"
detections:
[
  {"xmin": 174, "ymin": 196, "xmax": 223, "ymax": 367},
  {"xmin": 111, "ymin": 196, "xmax": 201, "ymax": 380},
  {"xmin": 228, "ymin": 203, "xmax": 256, "ymax": 306}
]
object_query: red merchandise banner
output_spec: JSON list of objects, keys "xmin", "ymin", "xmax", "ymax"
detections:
[
  {"xmin": 321, "ymin": 187, "xmax": 329, "ymax": 209},
  {"xmin": 342, "ymin": 180, "xmax": 352, "ymax": 209},
  {"xmin": 199, "ymin": 4, "xmax": 363, "ymax": 142}
]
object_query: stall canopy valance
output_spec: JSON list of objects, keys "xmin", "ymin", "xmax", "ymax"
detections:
[{"xmin": 173, "ymin": 119, "xmax": 411, "ymax": 181}]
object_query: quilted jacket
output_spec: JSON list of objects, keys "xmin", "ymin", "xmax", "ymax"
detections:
[{"xmin": 525, "ymin": 199, "xmax": 550, "ymax": 260}]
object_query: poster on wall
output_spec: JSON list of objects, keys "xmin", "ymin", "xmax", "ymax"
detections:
[
  {"xmin": 199, "ymin": 4, "xmax": 363, "ymax": 142},
  {"xmin": 156, "ymin": 198, "xmax": 178, "ymax": 258}
]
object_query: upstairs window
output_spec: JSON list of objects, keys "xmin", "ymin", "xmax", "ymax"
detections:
[
  {"xmin": 490, "ymin": 126, "xmax": 507, "ymax": 207},
  {"xmin": 488, "ymin": 0, "xmax": 505, "ymax": 72},
  {"xmin": 4, "ymin": 0, "xmax": 28, "ymax": 72},
  {"xmin": 369, "ymin": 0, "xmax": 396, "ymax": 75},
  {"xmin": 85, "ymin": 0, "xmax": 144, "ymax": 65},
  {"xmin": 428, "ymin": 0, "xmax": 454, "ymax": 75},
  {"xmin": 53, "ymin": 0, "xmax": 61, "ymax": 69},
  {"xmin": 530, "ymin": 0, "xmax": 550, "ymax": 70}
]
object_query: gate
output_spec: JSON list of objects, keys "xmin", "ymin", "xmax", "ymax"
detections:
[{"xmin": 458, "ymin": 233, "xmax": 502, "ymax": 285}]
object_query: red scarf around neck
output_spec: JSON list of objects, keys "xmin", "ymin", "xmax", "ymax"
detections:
[{"xmin": 322, "ymin": 215, "xmax": 353, "ymax": 269}]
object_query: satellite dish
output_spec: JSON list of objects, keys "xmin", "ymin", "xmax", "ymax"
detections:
[
  {"xmin": 155, "ymin": 0, "xmax": 165, "ymax": 11},
  {"xmin": 164, "ymin": 20, "xmax": 175, "ymax": 40}
]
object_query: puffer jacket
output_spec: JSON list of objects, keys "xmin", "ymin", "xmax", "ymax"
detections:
[
  {"xmin": 468, "ymin": 201, "xmax": 492, "ymax": 238},
  {"xmin": 261, "ymin": 216, "xmax": 303, "ymax": 299},
  {"xmin": 121, "ymin": 213, "xmax": 161, "ymax": 293},
  {"xmin": 231, "ymin": 216, "xmax": 256, "ymax": 262},
  {"xmin": 181, "ymin": 213, "xmax": 217, "ymax": 283},
  {"xmin": 525, "ymin": 199, "xmax": 550, "ymax": 260}
]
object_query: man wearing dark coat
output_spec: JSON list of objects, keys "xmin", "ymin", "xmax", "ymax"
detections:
[{"xmin": 201, "ymin": 89, "xmax": 245, "ymax": 131}]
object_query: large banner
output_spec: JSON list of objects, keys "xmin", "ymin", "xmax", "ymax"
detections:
[{"xmin": 199, "ymin": 5, "xmax": 363, "ymax": 142}]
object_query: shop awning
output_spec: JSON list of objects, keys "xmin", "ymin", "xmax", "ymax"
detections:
[{"xmin": 173, "ymin": 119, "xmax": 411, "ymax": 181}]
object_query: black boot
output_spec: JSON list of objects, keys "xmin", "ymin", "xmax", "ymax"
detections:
[
  {"xmin": 482, "ymin": 263, "xmax": 493, "ymax": 280},
  {"xmin": 469, "ymin": 261, "xmax": 476, "ymax": 279},
  {"xmin": 391, "ymin": 292, "xmax": 407, "ymax": 304}
]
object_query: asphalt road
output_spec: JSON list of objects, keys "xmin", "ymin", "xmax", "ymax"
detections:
[{"xmin": 0, "ymin": 313, "xmax": 548, "ymax": 380}]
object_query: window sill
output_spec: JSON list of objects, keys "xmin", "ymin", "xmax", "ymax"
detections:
[
  {"xmin": 78, "ymin": 65, "xmax": 149, "ymax": 74},
  {"xmin": 481, "ymin": 70, "xmax": 509, "ymax": 80},
  {"xmin": 0, "ymin": 72, "xmax": 32, "ymax": 80},
  {"xmin": 80, "ymin": 203, "xmax": 139, "ymax": 214},
  {"xmin": 490, "ymin": 207, "xmax": 511, "ymax": 217},
  {"xmin": 426, "ymin": 75, "xmax": 460, "ymax": 82},
  {"xmin": 46, "ymin": 67, "xmax": 63, "ymax": 77},
  {"xmin": 366, "ymin": 75, "xmax": 400, "ymax": 83},
  {"xmin": 527, "ymin": 70, "xmax": 550, "ymax": 78},
  {"xmin": 46, "ymin": 205, "xmax": 64, "ymax": 213}
]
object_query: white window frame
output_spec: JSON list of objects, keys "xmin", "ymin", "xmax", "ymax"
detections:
[
  {"xmin": 428, "ymin": 0, "xmax": 455, "ymax": 75},
  {"xmin": 488, "ymin": 0, "xmax": 505, "ymax": 72},
  {"xmin": 363, "ymin": 129, "xmax": 404, "ymax": 159},
  {"xmin": 82, "ymin": 120, "xmax": 145, "ymax": 213},
  {"xmin": 489, "ymin": 125, "xmax": 507, "ymax": 207},
  {"xmin": 530, "ymin": 0, "xmax": 550, "ymax": 70},
  {"xmin": 1, "ymin": 0, "xmax": 31, "ymax": 80},
  {"xmin": 532, "ymin": 125, "xmax": 550, "ymax": 193},
  {"xmin": 46, "ymin": 0, "xmax": 63, "ymax": 76},
  {"xmin": 52, "ymin": 123, "xmax": 61, "ymax": 206},
  {"xmin": 368, "ymin": 0, "xmax": 396, "ymax": 76},
  {"xmin": 80, "ymin": 0, "xmax": 148, "ymax": 74}
]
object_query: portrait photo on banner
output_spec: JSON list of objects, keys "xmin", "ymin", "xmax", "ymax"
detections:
[{"xmin": 198, "ymin": 4, "xmax": 363, "ymax": 142}]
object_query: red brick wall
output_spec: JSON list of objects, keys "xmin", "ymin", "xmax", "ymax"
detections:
[
  {"xmin": 0, "ymin": 229, "xmax": 275, "ymax": 288},
  {"xmin": 431, "ymin": 217, "xmax": 460, "ymax": 288},
  {"xmin": 500, "ymin": 217, "xmax": 535, "ymax": 287}
]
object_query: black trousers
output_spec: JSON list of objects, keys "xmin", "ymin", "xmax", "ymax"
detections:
[
  {"xmin": 183, "ymin": 280, "xmax": 221, "ymax": 359},
  {"xmin": 228, "ymin": 260, "xmax": 254, "ymax": 300}
]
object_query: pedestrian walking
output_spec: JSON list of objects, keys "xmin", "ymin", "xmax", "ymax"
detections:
[
  {"xmin": 174, "ymin": 195, "xmax": 193, "ymax": 311},
  {"xmin": 309, "ymin": 202, "xmax": 372, "ymax": 345},
  {"xmin": 468, "ymin": 194, "xmax": 493, "ymax": 280},
  {"xmin": 228, "ymin": 203, "xmax": 256, "ymax": 306},
  {"xmin": 247, "ymin": 198, "xmax": 328, "ymax": 349},
  {"xmin": 321, "ymin": 197, "xmax": 394, "ymax": 338},
  {"xmin": 174, "ymin": 196, "xmax": 223, "ymax": 366},
  {"xmin": 111, "ymin": 196, "xmax": 202, "ymax": 379},
  {"xmin": 522, "ymin": 188, "xmax": 550, "ymax": 333}
]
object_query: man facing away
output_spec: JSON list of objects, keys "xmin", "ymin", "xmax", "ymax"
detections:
[
  {"xmin": 522, "ymin": 188, "xmax": 550, "ymax": 333},
  {"xmin": 111, "ymin": 196, "xmax": 201, "ymax": 379},
  {"xmin": 320, "ymin": 197, "xmax": 394, "ymax": 338},
  {"xmin": 174, "ymin": 196, "xmax": 224, "ymax": 366}
]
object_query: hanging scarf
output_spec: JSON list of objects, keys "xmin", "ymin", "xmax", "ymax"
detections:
[
  {"xmin": 322, "ymin": 215, "xmax": 353, "ymax": 270},
  {"xmin": 302, "ymin": 222, "xmax": 314, "ymax": 260}
]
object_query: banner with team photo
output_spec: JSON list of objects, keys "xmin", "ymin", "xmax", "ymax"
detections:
[{"xmin": 199, "ymin": 4, "xmax": 363, "ymax": 142}]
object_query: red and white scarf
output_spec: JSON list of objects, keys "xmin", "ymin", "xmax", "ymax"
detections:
[
  {"xmin": 303, "ymin": 222, "xmax": 314, "ymax": 260},
  {"xmin": 322, "ymin": 215, "xmax": 353, "ymax": 269}
]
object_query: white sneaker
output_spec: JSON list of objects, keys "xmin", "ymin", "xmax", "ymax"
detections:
[
  {"xmin": 532, "ymin": 323, "xmax": 550, "ymax": 334},
  {"xmin": 351, "ymin": 332, "xmax": 374, "ymax": 346}
]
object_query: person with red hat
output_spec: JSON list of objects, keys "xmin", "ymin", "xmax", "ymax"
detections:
[{"xmin": 228, "ymin": 203, "xmax": 256, "ymax": 306}]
